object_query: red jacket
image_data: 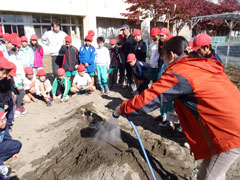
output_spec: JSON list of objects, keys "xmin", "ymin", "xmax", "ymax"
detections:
[{"xmin": 120, "ymin": 57, "xmax": 240, "ymax": 160}]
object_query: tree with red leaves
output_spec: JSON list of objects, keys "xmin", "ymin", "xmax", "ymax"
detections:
[
  {"xmin": 122, "ymin": 0, "xmax": 240, "ymax": 34},
  {"xmin": 194, "ymin": 0, "xmax": 240, "ymax": 35}
]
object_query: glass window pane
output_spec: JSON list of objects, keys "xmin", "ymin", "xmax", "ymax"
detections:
[
  {"xmin": 79, "ymin": 26, "xmax": 83, "ymax": 40},
  {"xmin": 34, "ymin": 25, "xmax": 41, "ymax": 38},
  {"xmin": 4, "ymin": 25, "xmax": 12, "ymax": 33},
  {"xmin": 71, "ymin": 26, "xmax": 79, "ymax": 39},
  {"xmin": 2, "ymin": 13, "xmax": 16, "ymax": 23},
  {"xmin": 12, "ymin": 26, "xmax": 17, "ymax": 33},
  {"xmin": 32, "ymin": 14, "xmax": 41, "ymax": 23},
  {"xmin": 17, "ymin": 25, "xmax": 25, "ymax": 37},
  {"xmin": 62, "ymin": 26, "xmax": 70, "ymax": 35},
  {"xmin": 71, "ymin": 26, "xmax": 76, "ymax": 35},
  {"xmin": 42, "ymin": 25, "xmax": 51, "ymax": 34},
  {"xmin": 52, "ymin": 15, "xmax": 61, "ymax": 23},
  {"xmin": 71, "ymin": 17, "xmax": 82, "ymax": 25},
  {"xmin": 62, "ymin": 15, "xmax": 70, "ymax": 24},
  {"xmin": 15, "ymin": 13, "xmax": 24, "ymax": 23},
  {"xmin": 41, "ymin": 15, "xmax": 51, "ymax": 23},
  {"xmin": 71, "ymin": 17, "xmax": 75, "ymax": 24}
]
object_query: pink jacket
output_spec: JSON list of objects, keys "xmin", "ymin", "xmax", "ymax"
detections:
[{"xmin": 33, "ymin": 47, "xmax": 44, "ymax": 68}]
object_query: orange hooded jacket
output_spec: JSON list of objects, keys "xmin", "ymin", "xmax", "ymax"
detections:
[{"xmin": 120, "ymin": 57, "xmax": 240, "ymax": 160}]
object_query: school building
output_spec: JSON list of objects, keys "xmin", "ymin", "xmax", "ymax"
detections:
[{"xmin": 0, "ymin": 0, "xmax": 190, "ymax": 53}]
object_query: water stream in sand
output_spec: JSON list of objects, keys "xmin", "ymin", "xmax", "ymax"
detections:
[{"xmin": 94, "ymin": 116, "xmax": 121, "ymax": 144}]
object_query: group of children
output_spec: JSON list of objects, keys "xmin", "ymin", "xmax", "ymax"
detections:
[
  {"xmin": 0, "ymin": 25, "xmax": 222, "ymax": 178},
  {"xmin": 0, "ymin": 27, "xmax": 222, "ymax": 120}
]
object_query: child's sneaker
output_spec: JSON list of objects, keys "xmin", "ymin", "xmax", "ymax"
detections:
[
  {"xmin": 105, "ymin": 88, "xmax": 110, "ymax": 94},
  {"xmin": 46, "ymin": 100, "xmax": 52, "ymax": 107},
  {"xmin": 85, "ymin": 92, "xmax": 91, "ymax": 96},
  {"xmin": 0, "ymin": 165, "xmax": 11, "ymax": 177},
  {"xmin": 15, "ymin": 109, "xmax": 25, "ymax": 117},
  {"xmin": 56, "ymin": 95, "xmax": 62, "ymax": 99},
  {"xmin": 119, "ymin": 83, "xmax": 124, "ymax": 88},
  {"xmin": 101, "ymin": 88, "xmax": 105, "ymax": 95},
  {"xmin": 159, "ymin": 120, "xmax": 174, "ymax": 128},
  {"xmin": 72, "ymin": 93, "xmax": 78, "ymax": 97},
  {"xmin": 20, "ymin": 106, "xmax": 28, "ymax": 115}
]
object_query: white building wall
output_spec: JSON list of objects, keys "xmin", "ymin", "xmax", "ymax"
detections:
[
  {"xmin": 0, "ymin": 0, "xmax": 129, "ymax": 19},
  {"xmin": 0, "ymin": 0, "xmax": 87, "ymax": 16},
  {"xmin": 0, "ymin": 0, "xmax": 130, "ymax": 37},
  {"xmin": 172, "ymin": 25, "xmax": 191, "ymax": 40}
]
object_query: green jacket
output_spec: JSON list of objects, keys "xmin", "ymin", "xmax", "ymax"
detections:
[{"xmin": 52, "ymin": 77, "xmax": 71, "ymax": 98}]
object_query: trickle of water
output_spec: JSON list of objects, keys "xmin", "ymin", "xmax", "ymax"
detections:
[{"xmin": 94, "ymin": 116, "xmax": 121, "ymax": 144}]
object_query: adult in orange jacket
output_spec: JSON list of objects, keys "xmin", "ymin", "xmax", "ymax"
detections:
[{"xmin": 114, "ymin": 36, "xmax": 240, "ymax": 180}]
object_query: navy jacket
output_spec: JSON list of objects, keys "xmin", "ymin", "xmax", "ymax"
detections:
[
  {"xmin": 0, "ymin": 79, "xmax": 12, "ymax": 108},
  {"xmin": 122, "ymin": 34, "xmax": 136, "ymax": 58},
  {"xmin": 133, "ymin": 39, "xmax": 148, "ymax": 62},
  {"xmin": 206, "ymin": 50, "xmax": 222, "ymax": 63},
  {"xmin": 0, "ymin": 128, "xmax": 12, "ymax": 144},
  {"xmin": 131, "ymin": 61, "xmax": 150, "ymax": 80}
]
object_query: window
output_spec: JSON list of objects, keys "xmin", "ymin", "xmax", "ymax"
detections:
[
  {"xmin": 12, "ymin": 25, "xmax": 17, "ymax": 33},
  {"xmin": 32, "ymin": 14, "xmax": 41, "ymax": 23},
  {"xmin": 34, "ymin": 25, "xmax": 41, "ymax": 38},
  {"xmin": 4, "ymin": 25, "xmax": 12, "ymax": 33},
  {"xmin": 52, "ymin": 15, "xmax": 61, "ymax": 22},
  {"xmin": 42, "ymin": 25, "xmax": 51, "ymax": 34},
  {"xmin": 17, "ymin": 25, "xmax": 25, "ymax": 36},
  {"xmin": 2, "ymin": 13, "xmax": 15, "ymax": 23},
  {"xmin": 0, "ymin": 12, "xmax": 83, "ymax": 39},
  {"xmin": 71, "ymin": 26, "xmax": 81, "ymax": 39},
  {"xmin": 62, "ymin": 15, "xmax": 70, "ymax": 24},
  {"xmin": 15, "ymin": 13, "xmax": 24, "ymax": 23},
  {"xmin": 79, "ymin": 26, "xmax": 83, "ymax": 40},
  {"xmin": 62, "ymin": 26, "xmax": 71, "ymax": 35},
  {"xmin": 71, "ymin": 17, "xmax": 78, "ymax": 24},
  {"xmin": 41, "ymin": 15, "xmax": 51, "ymax": 23}
]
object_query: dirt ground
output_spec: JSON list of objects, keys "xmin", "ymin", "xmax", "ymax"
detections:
[{"xmin": 5, "ymin": 57, "xmax": 240, "ymax": 180}]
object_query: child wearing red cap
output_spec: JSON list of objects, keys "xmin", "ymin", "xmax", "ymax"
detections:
[
  {"xmin": 19, "ymin": 36, "xmax": 34, "ymax": 67},
  {"xmin": 70, "ymin": 64, "xmax": 95, "ymax": 95},
  {"xmin": 109, "ymin": 39, "xmax": 119, "ymax": 88},
  {"xmin": 87, "ymin": 30, "xmax": 98, "ymax": 48},
  {"xmin": 158, "ymin": 27, "xmax": 170, "ymax": 68},
  {"xmin": 29, "ymin": 34, "xmax": 44, "ymax": 74},
  {"xmin": 52, "ymin": 68, "xmax": 71, "ymax": 102},
  {"xmin": 0, "ymin": 57, "xmax": 14, "ymax": 79},
  {"xmin": 192, "ymin": 33, "xmax": 222, "ymax": 63},
  {"xmin": 149, "ymin": 27, "xmax": 161, "ymax": 82},
  {"xmin": 157, "ymin": 36, "xmax": 174, "ymax": 125},
  {"xmin": 127, "ymin": 53, "xmax": 150, "ymax": 94},
  {"xmin": 7, "ymin": 34, "xmax": 28, "ymax": 117},
  {"xmin": 35, "ymin": 69, "xmax": 52, "ymax": 106},
  {"xmin": 132, "ymin": 29, "xmax": 148, "ymax": 62},
  {"xmin": 0, "ymin": 34, "xmax": 9, "ymax": 59},
  {"xmin": 59, "ymin": 36, "xmax": 79, "ymax": 82},
  {"xmin": 23, "ymin": 67, "xmax": 38, "ymax": 103},
  {"xmin": 79, "ymin": 35, "xmax": 96, "ymax": 86},
  {"xmin": 159, "ymin": 28, "xmax": 170, "ymax": 41},
  {"xmin": 0, "ymin": 60, "xmax": 16, "ymax": 130},
  {"xmin": 0, "ymin": 108, "xmax": 21, "ymax": 179},
  {"xmin": 0, "ymin": 57, "xmax": 15, "ymax": 115}
]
